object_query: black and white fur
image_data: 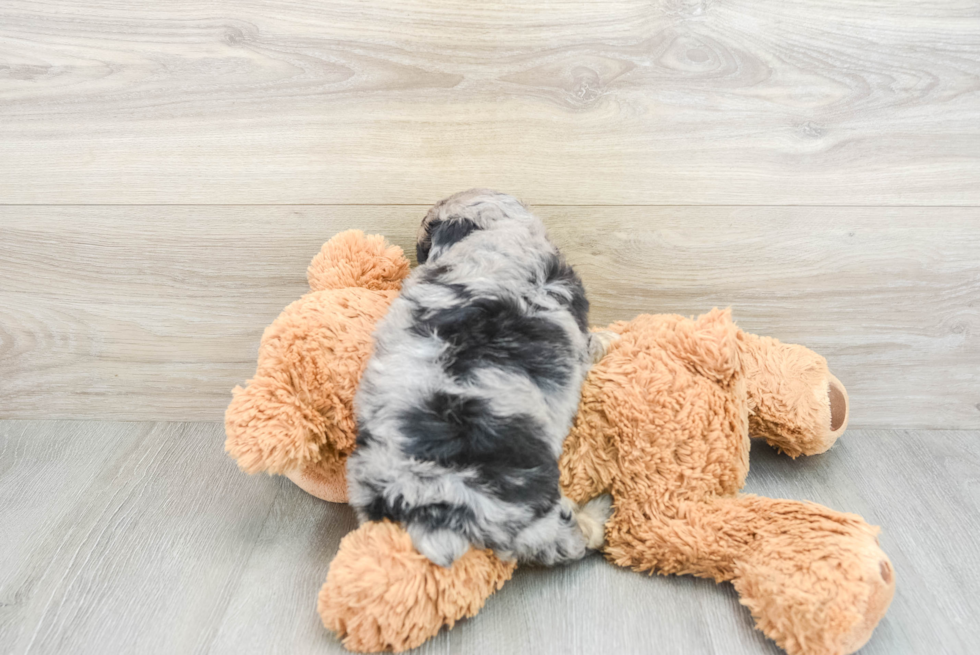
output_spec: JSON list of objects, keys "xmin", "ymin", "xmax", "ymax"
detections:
[{"xmin": 347, "ymin": 189, "xmax": 611, "ymax": 568}]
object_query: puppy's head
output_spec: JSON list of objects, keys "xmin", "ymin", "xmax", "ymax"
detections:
[{"xmin": 416, "ymin": 189, "xmax": 531, "ymax": 265}]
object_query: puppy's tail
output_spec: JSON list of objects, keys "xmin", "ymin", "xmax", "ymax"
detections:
[
  {"xmin": 574, "ymin": 494, "xmax": 613, "ymax": 550},
  {"xmin": 407, "ymin": 523, "xmax": 472, "ymax": 568}
]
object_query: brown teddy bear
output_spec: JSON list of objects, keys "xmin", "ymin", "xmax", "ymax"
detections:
[{"xmin": 226, "ymin": 230, "xmax": 894, "ymax": 655}]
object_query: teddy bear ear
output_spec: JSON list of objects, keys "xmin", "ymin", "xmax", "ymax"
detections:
[{"xmin": 307, "ymin": 230, "xmax": 411, "ymax": 292}]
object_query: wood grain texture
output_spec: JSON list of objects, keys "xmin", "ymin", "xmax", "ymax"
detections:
[
  {"xmin": 1, "ymin": 205, "xmax": 977, "ymax": 428},
  {"xmin": 0, "ymin": 420, "xmax": 280, "ymax": 654},
  {"xmin": 1, "ymin": 0, "xmax": 978, "ymax": 204},
  {"xmin": 1, "ymin": 421, "xmax": 977, "ymax": 654}
]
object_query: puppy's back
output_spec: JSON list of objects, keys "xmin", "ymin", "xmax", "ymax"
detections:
[{"xmin": 348, "ymin": 190, "xmax": 593, "ymax": 566}]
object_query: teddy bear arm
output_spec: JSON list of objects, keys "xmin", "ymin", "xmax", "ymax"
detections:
[
  {"xmin": 604, "ymin": 495, "xmax": 894, "ymax": 655},
  {"xmin": 558, "ymin": 412, "xmax": 619, "ymax": 504},
  {"xmin": 737, "ymin": 330, "xmax": 850, "ymax": 457}
]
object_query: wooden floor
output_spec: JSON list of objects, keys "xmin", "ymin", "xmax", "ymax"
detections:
[
  {"xmin": 2, "ymin": 1, "xmax": 979, "ymax": 654},
  {"xmin": 0, "ymin": 421, "xmax": 977, "ymax": 655}
]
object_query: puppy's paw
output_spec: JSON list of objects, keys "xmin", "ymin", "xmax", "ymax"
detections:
[
  {"xmin": 589, "ymin": 330, "xmax": 621, "ymax": 364},
  {"xmin": 574, "ymin": 494, "xmax": 613, "ymax": 550}
]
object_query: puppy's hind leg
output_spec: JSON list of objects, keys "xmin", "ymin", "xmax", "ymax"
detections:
[
  {"xmin": 573, "ymin": 493, "xmax": 613, "ymax": 549},
  {"xmin": 522, "ymin": 494, "xmax": 613, "ymax": 565},
  {"xmin": 589, "ymin": 330, "xmax": 621, "ymax": 364}
]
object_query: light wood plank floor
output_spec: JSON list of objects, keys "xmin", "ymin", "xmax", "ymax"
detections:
[{"xmin": 1, "ymin": 421, "xmax": 977, "ymax": 655}]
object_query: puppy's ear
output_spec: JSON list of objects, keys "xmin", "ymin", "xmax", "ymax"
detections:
[
  {"xmin": 419, "ymin": 218, "xmax": 479, "ymax": 265},
  {"xmin": 416, "ymin": 239, "xmax": 432, "ymax": 265},
  {"xmin": 416, "ymin": 219, "xmax": 438, "ymax": 265}
]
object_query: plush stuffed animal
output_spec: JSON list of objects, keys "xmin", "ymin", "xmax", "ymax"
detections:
[{"xmin": 226, "ymin": 230, "xmax": 895, "ymax": 655}]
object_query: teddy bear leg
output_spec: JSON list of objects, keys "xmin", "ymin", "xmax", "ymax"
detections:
[
  {"xmin": 737, "ymin": 331, "xmax": 849, "ymax": 456},
  {"xmin": 603, "ymin": 495, "xmax": 894, "ymax": 655},
  {"xmin": 727, "ymin": 498, "xmax": 894, "ymax": 655},
  {"xmin": 318, "ymin": 521, "xmax": 517, "ymax": 652}
]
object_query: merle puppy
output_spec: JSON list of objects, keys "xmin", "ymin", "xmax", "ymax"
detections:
[{"xmin": 347, "ymin": 189, "xmax": 611, "ymax": 568}]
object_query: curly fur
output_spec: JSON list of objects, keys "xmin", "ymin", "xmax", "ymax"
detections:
[{"xmin": 347, "ymin": 189, "xmax": 607, "ymax": 567}]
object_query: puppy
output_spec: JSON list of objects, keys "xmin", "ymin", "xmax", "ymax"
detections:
[{"xmin": 347, "ymin": 189, "xmax": 612, "ymax": 567}]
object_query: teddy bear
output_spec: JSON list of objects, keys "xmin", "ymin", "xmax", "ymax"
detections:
[{"xmin": 225, "ymin": 230, "xmax": 895, "ymax": 655}]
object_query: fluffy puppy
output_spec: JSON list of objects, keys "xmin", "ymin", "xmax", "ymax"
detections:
[{"xmin": 347, "ymin": 189, "xmax": 611, "ymax": 568}]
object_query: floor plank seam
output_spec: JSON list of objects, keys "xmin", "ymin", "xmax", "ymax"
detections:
[{"xmin": 197, "ymin": 478, "xmax": 284, "ymax": 655}]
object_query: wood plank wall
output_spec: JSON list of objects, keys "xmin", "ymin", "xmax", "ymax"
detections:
[{"xmin": 1, "ymin": 1, "xmax": 978, "ymax": 427}]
